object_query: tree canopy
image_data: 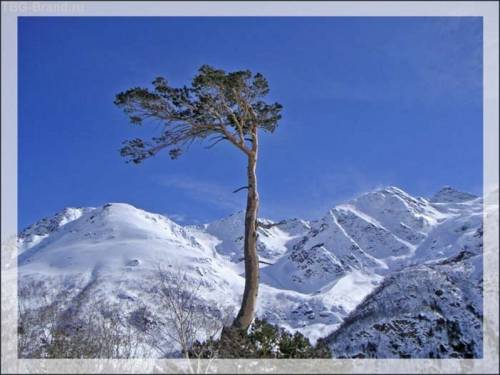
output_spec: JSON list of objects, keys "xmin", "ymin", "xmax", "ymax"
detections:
[{"xmin": 114, "ymin": 65, "xmax": 282, "ymax": 163}]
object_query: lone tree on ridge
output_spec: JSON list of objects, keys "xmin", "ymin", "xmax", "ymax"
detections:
[{"xmin": 114, "ymin": 65, "xmax": 282, "ymax": 330}]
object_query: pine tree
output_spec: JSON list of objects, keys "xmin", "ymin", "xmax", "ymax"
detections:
[{"xmin": 115, "ymin": 66, "xmax": 282, "ymax": 330}]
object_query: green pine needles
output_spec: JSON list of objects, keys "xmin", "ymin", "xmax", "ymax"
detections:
[{"xmin": 188, "ymin": 318, "xmax": 332, "ymax": 359}]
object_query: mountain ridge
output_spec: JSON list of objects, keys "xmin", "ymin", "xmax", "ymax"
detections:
[{"xmin": 17, "ymin": 185, "xmax": 484, "ymax": 357}]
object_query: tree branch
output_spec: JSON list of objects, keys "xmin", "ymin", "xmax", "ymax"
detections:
[
  {"xmin": 210, "ymin": 111, "xmax": 251, "ymax": 156},
  {"xmin": 257, "ymin": 220, "xmax": 287, "ymax": 229},
  {"xmin": 204, "ymin": 136, "xmax": 227, "ymax": 149},
  {"xmin": 232, "ymin": 186, "xmax": 249, "ymax": 194},
  {"xmin": 217, "ymin": 85, "xmax": 246, "ymax": 146}
]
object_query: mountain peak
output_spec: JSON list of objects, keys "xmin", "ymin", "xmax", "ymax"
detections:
[
  {"xmin": 19, "ymin": 206, "xmax": 93, "ymax": 238},
  {"xmin": 101, "ymin": 202, "xmax": 140, "ymax": 211},
  {"xmin": 383, "ymin": 186, "xmax": 408, "ymax": 194},
  {"xmin": 354, "ymin": 186, "xmax": 413, "ymax": 201},
  {"xmin": 349, "ymin": 185, "xmax": 421, "ymax": 210},
  {"xmin": 430, "ymin": 186, "xmax": 477, "ymax": 203}
]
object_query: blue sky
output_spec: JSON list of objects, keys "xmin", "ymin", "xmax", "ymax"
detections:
[{"xmin": 18, "ymin": 17, "xmax": 483, "ymax": 229}]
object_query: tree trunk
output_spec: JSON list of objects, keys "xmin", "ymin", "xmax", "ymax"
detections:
[{"xmin": 232, "ymin": 152, "xmax": 259, "ymax": 330}]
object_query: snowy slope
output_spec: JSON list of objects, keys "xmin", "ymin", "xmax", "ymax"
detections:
[
  {"xmin": 325, "ymin": 188, "xmax": 489, "ymax": 359},
  {"xmin": 327, "ymin": 251, "xmax": 483, "ymax": 358},
  {"xmin": 19, "ymin": 203, "xmax": 243, "ymax": 307},
  {"xmin": 18, "ymin": 207, "xmax": 93, "ymax": 253},
  {"xmin": 189, "ymin": 212, "xmax": 309, "ymax": 264},
  {"xmin": 17, "ymin": 186, "xmax": 483, "ymax": 357},
  {"xmin": 261, "ymin": 187, "xmax": 480, "ymax": 293}
]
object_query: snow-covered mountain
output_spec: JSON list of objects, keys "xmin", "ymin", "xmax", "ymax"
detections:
[
  {"xmin": 325, "ymin": 188, "xmax": 495, "ymax": 359},
  {"xmin": 327, "ymin": 250, "xmax": 483, "ymax": 358},
  {"xmin": 188, "ymin": 211, "xmax": 310, "ymax": 264},
  {"xmin": 17, "ymin": 186, "xmax": 484, "ymax": 358}
]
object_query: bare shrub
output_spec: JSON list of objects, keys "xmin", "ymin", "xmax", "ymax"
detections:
[
  {"xmin": 18, "ymin": 281, "xmax": 150, "ymax": 358},
  {"xmin": 137, "ymin": 267, "xmax": 233, "ymax": 372},
  {"xmin": 44, "ymin": 301, "xmax": 148, "ymax": 358},
  {"xmin": 18, "ymin": 268, "xmax": 231, "ymax": 366}
]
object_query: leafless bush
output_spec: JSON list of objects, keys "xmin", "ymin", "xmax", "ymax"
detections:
[
  {"xmin": 18, "ymin": 268, "xmax": 232, "ymax": 367},
  {"xmin": 18, "ymin": 281, "xmax": 69, "ymax": 358},
  {"xmin": 43, "ymin": 301, "xmax": 148, "ymax": 358},
  {"xmin": 141, "ymin": 267, "xmax": 233, "ymax": 372},
  {"xmin": 18, "ymin": 282, "xmax": 150, "ymax": 358}
]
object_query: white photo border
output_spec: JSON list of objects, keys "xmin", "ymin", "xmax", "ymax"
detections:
[{"xmin": 1, "ymin": 1, "xmax": 498, "ymax": 373}]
